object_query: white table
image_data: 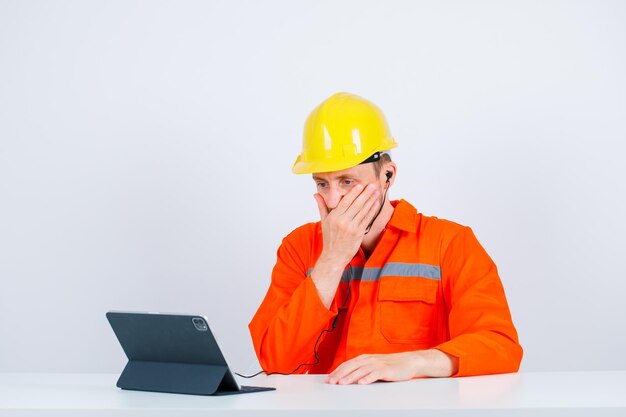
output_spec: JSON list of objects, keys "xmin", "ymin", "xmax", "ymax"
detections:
[{"xmin": 1, "ymin": 371, "xmax": 624, "ymax": 416}]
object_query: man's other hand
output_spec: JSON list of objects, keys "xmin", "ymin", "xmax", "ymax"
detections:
[{"xmin": 325, "ymin": 350, "xmax": 458, "ymax": 385}]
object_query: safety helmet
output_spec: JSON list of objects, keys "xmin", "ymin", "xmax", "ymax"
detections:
[{"xmin": 292, "ymin": 92, "xmax": 398, "ymax": 174}]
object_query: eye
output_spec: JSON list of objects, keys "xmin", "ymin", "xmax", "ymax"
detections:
[
  {"xmin": 343, "ymin": 179, "xmax": 354, "ymax": 186},
  {"xmin": 316, "ymin": 182, "xmax": 327, "ymax": 189}
]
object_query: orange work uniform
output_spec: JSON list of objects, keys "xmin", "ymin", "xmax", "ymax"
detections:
[{"xmin": 249, "ymin": 199, "xmax": 523, "ymax": 376}]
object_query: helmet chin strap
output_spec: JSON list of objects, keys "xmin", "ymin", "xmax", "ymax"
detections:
[{"xmin": 364, "ymin": 180, "xmax": 390, "ymax": 235}]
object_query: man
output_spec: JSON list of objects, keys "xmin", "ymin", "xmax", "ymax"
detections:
[{"xmin": 249, "ymin": 93, "xmax": 522, "ymax": 385}]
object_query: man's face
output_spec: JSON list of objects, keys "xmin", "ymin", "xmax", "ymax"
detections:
[{"xmin": 312, "ymin": 164, "xmax": 384, "ymax": 210}]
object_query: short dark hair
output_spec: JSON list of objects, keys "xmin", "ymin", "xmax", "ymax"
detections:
[{"xmin": 372, "ymin": 152, "xmax": 392, "ymax": 177}]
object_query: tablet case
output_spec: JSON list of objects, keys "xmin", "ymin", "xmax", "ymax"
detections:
[{"xmin": 106, "ymin": 311, "xmax": 275, "ymax": 396}]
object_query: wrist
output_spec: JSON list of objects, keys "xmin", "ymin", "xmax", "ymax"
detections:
[
  {"xmin": 310, "ymin": 255, "xmax": 346, "ymax": 308},
  {"xmin": 407, "ymin": 351, "xmax": 426, "ymax": 378},
  {"xmin": 407, "ymin": 349, "xmax": 458, "ymax": 378},
  {"xmin": 317, "ymin": 251, "xmax": 350, "ymax": 271},
  {"xmin": 311, "ymin": 257, "xmax": 345, "ymax": 288}
]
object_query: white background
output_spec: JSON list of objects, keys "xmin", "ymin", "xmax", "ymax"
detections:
[{"xmin": 1, "ymin": 0, "xmax": 624, "ymax": 374}]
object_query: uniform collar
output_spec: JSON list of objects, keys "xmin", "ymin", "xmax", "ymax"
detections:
[{"xmin": 386, "ymin": 199, "xmax": 418, "ymax": 232}]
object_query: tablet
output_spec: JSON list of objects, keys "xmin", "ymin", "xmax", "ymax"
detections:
[{"xmin": 106, "ymin": 311, "xmax": 275, "ymax": 396}]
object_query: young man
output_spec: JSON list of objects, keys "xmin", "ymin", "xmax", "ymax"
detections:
[{"xmin": 249, "ymin": 93, "xmax": 523, "ymax": 385}]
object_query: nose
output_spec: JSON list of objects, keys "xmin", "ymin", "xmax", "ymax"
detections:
[{"xmin": 323, "ymin": 185, "xmax": 345, "ymax": 210}]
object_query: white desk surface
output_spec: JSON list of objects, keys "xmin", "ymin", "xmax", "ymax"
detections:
[{"xmin": 0, "ymin": 371, "xmax": 624, "ymax": 416}]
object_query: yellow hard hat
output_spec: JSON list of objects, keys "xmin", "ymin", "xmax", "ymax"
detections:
[{"xmin": 292, "ymin": 92, "xmax": 398, "ymax": 174}]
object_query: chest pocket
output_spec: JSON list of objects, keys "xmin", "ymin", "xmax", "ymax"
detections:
[{"xmin": 378, "ymin": 276, "xmax": 440, "ymax": 344}]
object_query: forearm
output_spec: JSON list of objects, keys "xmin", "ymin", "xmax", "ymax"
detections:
[{"xmin": 310, "ymin": 254, "xmax": 346, "ymax": 308}]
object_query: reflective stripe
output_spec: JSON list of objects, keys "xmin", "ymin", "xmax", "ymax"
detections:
[
  {"xmin": 381, "ymin": 262, "xmax": 441, "ymax": 280},
  {"xmin": 306, "ymin": 262, "xmax": 441, "ymax": 282}
]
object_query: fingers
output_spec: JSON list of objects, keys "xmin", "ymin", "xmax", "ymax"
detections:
[
  {"xmin": 356, "ymin": 371, "xmax": 380, "ymax": 385},
  {"xmin": 326, "ymin": 354, "xmax": 368, "ymax": 384},
  {"xmin": 326, "ymin": 358, "xmax": 353, "ymax": 384},
  {"xmin": 325, "ymin": 354, "xmax": 417, "ymax": 386},
  {"xmin": 333, "ymin": 184, "xmax": 365, "ymax": 215},
  {"xmin": 338, "ymin": 366, "xmax": 378, "ymax": 385},
  {"xmin": 314, "ymin": 193, "xmax": 329, "ymax": 221},
  {"xmin": 354, "ymin": 189, "xmax": 381, "ymax": 227},
  {"xmin": 327, "ymin": 369, "xmax": 403, "ymax": 385},
  {"xmin": 343, "ymin": 184, "xmax": 379, "ymax": 220},
  {"xmin": 326, "ymin": 355, "xmax": 380, "ymax": 385}
]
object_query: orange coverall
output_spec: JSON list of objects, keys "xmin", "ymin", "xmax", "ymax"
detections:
[{"xmin": 249, "ymin": 199, "xmax": 523, "ymax": 376}]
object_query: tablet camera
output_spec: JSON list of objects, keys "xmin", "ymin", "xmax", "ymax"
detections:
[{"xmin": 192, "ymin": 317, "xmax": 208, "ymax": 331}]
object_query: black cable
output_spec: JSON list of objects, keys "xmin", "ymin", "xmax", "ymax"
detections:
[{"xmin": 236, "ymin": 265, "xmax": 353, "ymax": 379}]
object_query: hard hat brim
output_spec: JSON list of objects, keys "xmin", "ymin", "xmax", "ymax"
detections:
[{"xmin": 292, "ymin": 143, "xmax": 397, "ymax": 174}]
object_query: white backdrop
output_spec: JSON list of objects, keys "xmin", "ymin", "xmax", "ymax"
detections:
[{"xmin": 1, "ymin": 0, "xmax": 625, "ymax": 374}]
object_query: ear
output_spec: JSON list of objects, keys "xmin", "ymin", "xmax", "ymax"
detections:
[{"xmin": 382, "ymin": 162, "xmax": 397, "ymax": 186}]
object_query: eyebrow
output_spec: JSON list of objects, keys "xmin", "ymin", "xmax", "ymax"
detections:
[{"xmin": 312, "ymin": 175, "xmax": 356, "ymax": 182}]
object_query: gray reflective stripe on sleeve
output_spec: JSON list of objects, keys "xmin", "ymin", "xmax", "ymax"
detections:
[{"xmin": 306, "ymin": 262, "xmax": 440, "ymax": 282}]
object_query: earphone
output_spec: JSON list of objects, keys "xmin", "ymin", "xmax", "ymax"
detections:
[{"xmin": 385, "ymin": 171, "xmax": 392, "ymax": 181}]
